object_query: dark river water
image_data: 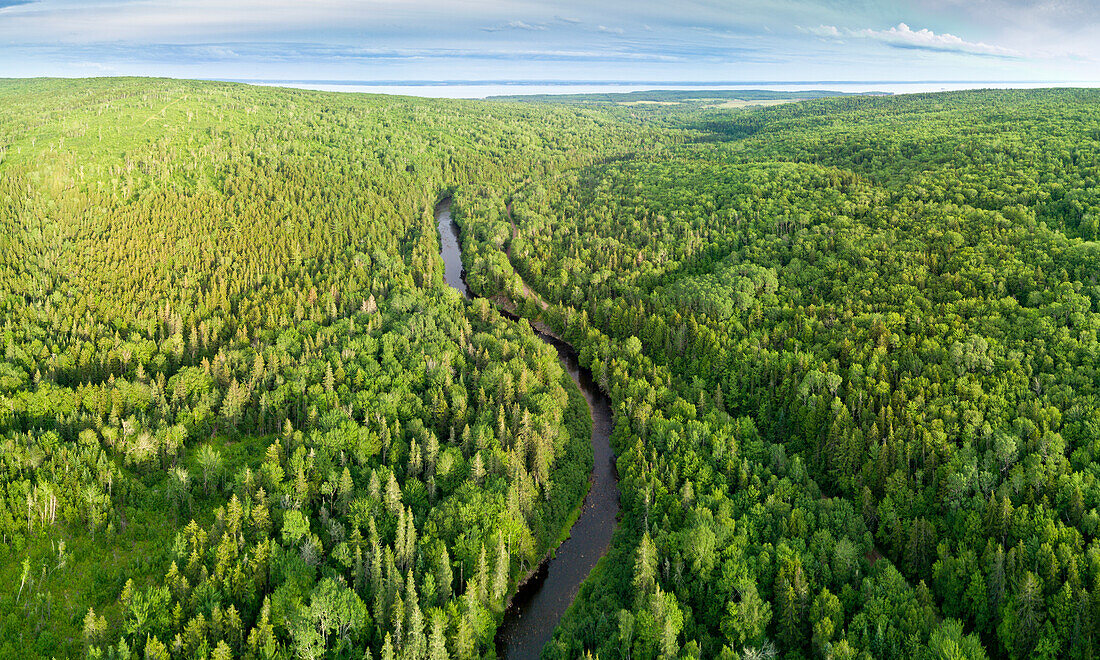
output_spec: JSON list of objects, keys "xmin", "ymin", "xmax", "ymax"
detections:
[{"xmin": 435, "ymin": 197, "xmax": 619, "ymax": 659}]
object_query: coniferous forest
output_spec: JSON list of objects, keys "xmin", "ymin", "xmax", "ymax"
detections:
[{"xmin": 3, "ymin": 78, "xmax": 1100, "ymax": 660}]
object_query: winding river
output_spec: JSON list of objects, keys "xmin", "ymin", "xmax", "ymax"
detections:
[{"xmin": 435, "ymin": 197, "xmax": 620, "ymax": 659}]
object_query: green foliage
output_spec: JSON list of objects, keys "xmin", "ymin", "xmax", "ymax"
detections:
[
  {"xmin": 0, "ymin": 78, "xmax": 618, "ymax": 658},
  {"xmin": 7, "ymin": 77, "xmax": 1100, "ymax": 659},
  {"xmin": 456, "ymin": 88, "xmax": 1100, "ymax": 658}
]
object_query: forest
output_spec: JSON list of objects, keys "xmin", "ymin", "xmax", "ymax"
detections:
[{"xmin": 2, "ymin": 78, "xmax": 1100, "ymax": 659}]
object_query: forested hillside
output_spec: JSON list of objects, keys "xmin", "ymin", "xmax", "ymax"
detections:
[
  {"xmin": 0, "ymin": 78, "xmax": 650, "ymax": 658},
  {"xmin": 457, "ymin": 89, "xmax": 1100, "ymax": 659},
  {"xmin": 4, "ymin": 79, "xmax": 1100, "ymax": 660}
]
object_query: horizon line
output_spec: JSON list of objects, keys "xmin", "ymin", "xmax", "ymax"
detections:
[
  {"xmin": 2, "ymin": 75, "xmax": 1090, "ymax": 86},
  {"xmin": 220, "ymin": 78, "xmax": 1092, "ymax": 86}
]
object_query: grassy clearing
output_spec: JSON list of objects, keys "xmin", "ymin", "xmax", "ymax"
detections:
[{"xmin": 0, "ymin": 433, "xmax": 273, "ymax": 657}]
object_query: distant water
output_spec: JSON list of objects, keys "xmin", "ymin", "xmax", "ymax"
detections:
[{"xmin": 238, "ymin": 79, "xmax": 1100, "ymax": 99}]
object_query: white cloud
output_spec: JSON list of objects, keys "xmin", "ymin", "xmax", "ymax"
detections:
[
  {"xmin": 71, "ymin": 60, "xmax": 116, "ymax": 71},
  {"xmin": 3, "ymin": 0, "xmax": 1094, "ymax": 81},
  {"xmin": 859, "ymin": 23, "xmax": 1018, "ymax": 57},
  {"xmin": 807, "ymin": 22, "xmax": 1019, "ymax": 58},
  {"xmin": 804, "ymin": 25, "xmax": 841, "ymax": 38},
  {"xmin": 194, "ymin": 45, "xmax": 239, "ymax": 58},
  {"xmin": 483, "ymin": 20, "xmax": 546, "ymax": 32}
]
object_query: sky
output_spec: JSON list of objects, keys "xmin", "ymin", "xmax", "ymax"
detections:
[{"xmin": 1, "ymin": 0, "xmax": 1097, "ymax": 84}]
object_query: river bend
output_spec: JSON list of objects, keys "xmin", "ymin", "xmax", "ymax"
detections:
[{"xmin": 435, "ymin": 197, "xmax": 619, "ymax": 659}]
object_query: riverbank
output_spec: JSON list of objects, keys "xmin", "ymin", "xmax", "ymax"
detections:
[{"xmin": 435, "ymin": 195, "xmax": 620, "ymax": 659}]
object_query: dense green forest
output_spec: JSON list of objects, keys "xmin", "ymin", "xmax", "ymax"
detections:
[
  {"xmin": 3, "ymin": 79, "xmax": 1100, "ymax": 659},
  {"xmin": 0, "ymin": 78, "xmax": 649, "ymax": 658},
  {"xmin": 455, "ymin": 88, "xmax": 1100, "ymax": 659}
]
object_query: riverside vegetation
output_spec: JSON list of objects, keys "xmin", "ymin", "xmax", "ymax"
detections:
[{"xmin": 2, "ymin": 79, "xmax": 1100, "ymax": 659}]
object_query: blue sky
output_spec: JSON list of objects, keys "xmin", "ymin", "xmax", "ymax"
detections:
[{"xmin": 1, "ymin": 0, "xmax": 1096, "ymax": 82}]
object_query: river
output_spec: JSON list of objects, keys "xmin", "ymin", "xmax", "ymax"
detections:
[{"xmin": 435, "ymin": 197, "xmax": 620, "ymax": 659}]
